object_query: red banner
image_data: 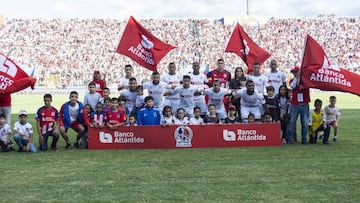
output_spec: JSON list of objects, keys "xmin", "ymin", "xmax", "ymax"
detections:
[
  {"xmin": 300, "ymin": 35, "xmax": 360, "ymax": 96},
  {"xmin": 88, "ymin": 123, "xmax": 281, "ymax": 150},
  {"xmin": 0, "ymin": 53, "xmax": 36, "ymax": 94},
  {"xmin": 225, "ymin": 23, "xmax": 270, "ymax": 74},
  {"xmin": 116, "ymin": 16, "xmax": 176, "ymax": 72}
]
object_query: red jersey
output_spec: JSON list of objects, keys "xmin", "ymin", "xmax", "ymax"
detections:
[
  {"xmin": 207, "ymin": 69, "xmax": 231, "ymax": 88},
  {"xmin": 90, "ymin": 112, "xmax": 107, "ymax": 125},
  {"xmin": 106, "ymin": 109, "xmax": 126, "ymax": 125},
  {"xmin": 289, "ymin": 78, "xmax": 310, "ymax": 105},
  {"xmin": 91, "ymin": 79, "xmax": 106, "ymax": 96},
  {"xmin": 36, "ymin": 106, "xmax": 59, "ymax": 135},
  {"xmin": 0, "ymin": 93, "xmax": 11, "ymax": 106}
]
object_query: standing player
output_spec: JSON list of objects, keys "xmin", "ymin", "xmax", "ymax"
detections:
[
  {"xmin": 143, "ymin": 72, "xmax": 169, "ymax": 111},
  {"xmin": 119, "ymin": 77, "xmax": 138, "ymax": 115},
  {"xmin": 36, "ymin": 94, "xmax": 60, "ymax": 151},
  {"xmin": 164, "ymin": 75, "xmax": 201, "ymax": 118},
  {"xmin": 265, "ymin": 60, "xmax": 286, "ymax": 95},
  {"xmin": 207, "ymin": 58, "xmax": 231, "ymax": 110},
  {"xmin": 190, "ymin": 62, "xmax": 208, "ymax": 116},
  {"xmin": 118, "ymin": 64, "xmax": 134, "ymax": 91},
  {"xmin": 247, "ymin": 62, "xmax": 267, "ymax": 96},
  {"xmin": 162, "ymin": 62, "xmax": 182, "ymax": 114},
  {"xmin": 203, "ymin": 80, "xmax": 232, "ymax": 122}
]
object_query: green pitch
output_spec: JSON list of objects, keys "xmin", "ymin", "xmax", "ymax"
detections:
[{"xmin": 0, "ymin": 92, "xmax": 359, "ymax": 202}]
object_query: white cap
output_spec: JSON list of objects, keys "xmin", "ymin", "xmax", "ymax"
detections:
[{"xmin": 18, "ymin": 110, "xmax": 28, "ymax": 116}]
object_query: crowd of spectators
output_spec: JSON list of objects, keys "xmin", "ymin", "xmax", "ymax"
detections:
[{"xmin": 0, "ymin": 16, "xmax": 359, "ymax": 88}]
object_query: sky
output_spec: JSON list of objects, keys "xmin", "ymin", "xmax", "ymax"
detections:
[{"xmin": 1, "ymin": 0, "xmax": 360, "ymax": 19}]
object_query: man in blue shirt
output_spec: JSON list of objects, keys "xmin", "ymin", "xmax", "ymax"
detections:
[{"xmin": 137, "ymin": 96, "xmax": 161, "ymax": 126}]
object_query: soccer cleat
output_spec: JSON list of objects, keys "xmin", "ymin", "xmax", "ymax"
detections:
[
  {"xmin": 319, "ymin": 134, "xmax": 323, "ymax": 140},
  {"xmin": 65, "ymin": 142, "xmax": 71, "ymax": 149},
  {"xmin": 52, "ymin": 147, "xmax": 59, "ymax": 151},
  {"xmin": 333, "ymin": 137, "xmax": 337, "ymax": 143},
  {"xmin": 18, "ymin": 147, "xmax": 23, "ymax": 152}
]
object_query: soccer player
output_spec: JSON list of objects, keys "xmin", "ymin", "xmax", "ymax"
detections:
[
  {"xmin": 118, "ymin": 64, "xmax": 134, "ymax": 91},
  {"xmin": 36, "ymin": 94, "xmax": 60, "ymax": 151},
  {"xmin": 164, "ymin": 75, "xmax": 201, "ymax": 118},
  {"xmin": 203, "ymin": 80, "xmax": 232, "ymax": 122},
  {"xmin": 232, "ymin": 80, "xmax": 265, "ymax": 122},
  {"xmin": 247, "ymin": 62, "xmax": 267, "ymax": 96},
  {"xmin": 162, "ymin": 62, "xmax": 182, "ymax": 114},
  {"xmin": 119, "ymin": 77, "xmax": 138, "ymax": 115},
  {"xmin": 143, "ymin": 72, "xmax": 169, "ymax": 111},
  {"xmin": 190, "ymin": 62, "xmax": 208, "ymax": 116},
  {"xmin": 265, "ymin": 60, "xmax": 286, "ymax": 95}
]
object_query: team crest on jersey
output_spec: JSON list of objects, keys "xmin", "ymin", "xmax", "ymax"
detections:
[
  {"xmin": 174, "ymin": 126, "xmax": 193, "ymax": 147},
  {"xmin": 223, "ymin": 73, "xmax": 227, "ymax": 78},
  {"xmin": 153, "ymin": 112, "xmax": 157, "ymax": 117},
  {"xmin": 51, "ymin": 112, "xmax": 55, "ymax": 116}
]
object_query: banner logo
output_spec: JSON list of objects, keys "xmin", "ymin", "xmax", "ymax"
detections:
[
  {"xmin": 174, "ymin": 126, "xmax": 193, "ymax": 147},
  {"xmin": 99, "ymin": 132, "xmax": 113, "ymax": 143},
  {"xmin": 223, "ymin": 129, "xmax": 266, "ymax": 141}
]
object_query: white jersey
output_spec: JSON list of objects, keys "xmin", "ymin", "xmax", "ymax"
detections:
[
  {"xmin": 247, "ymin": 74, "xmax": 267, "ymax": 95},
  {"xmin": 162, "ymin": 73, "xmax": 182, "ymax": 99},
  {"xmin": 161, "ymin": 115, "xmax": 176, "ymax": 125},
  {"xmin": 0, "ymin": 123, "xmax": 11, "ymax": 142},
  {"xmin": 143, "ymin": 81, "xmax": 169, "ymax": 109},
  {"xmin": 118, "ymin": 76, "xmax": 130, "ymax": 86},
  {"xmin": 190, "ymin": 72, "xmax": 208, "ymax": 101},
  {"xmin": 203, "ymin": 87, "xmax": 231, "ymax": 110},
  {"xmin": 13, "ymin": 121, "xmax": 33, "ymax": 140},
  {"xmin": 233, "ymin": 88, "xmax": 265, "ymax": 107},
  {"xmin": 265, "ymin": 71, "xmax": 286, "ymax": 95},
  {"xmin": 174, "ymin": 117, "xmax": 190, "ymax": 125},
  {"xmin": 324, "ymin": 105, "xmax": 340, "ymax": 123},
  {"xmin": 172, "ymin": 85, "xmax": 198, "ymax": 111},
  {"xmin": 120, "ymin": 89, "xmax": 138, "ymax": 113},
  {"xmin": 69, "ymin": 103, "xmax": 80, "ymax": 122},
  {"xmin": 135, "ymin": 94, "xmax": 146, "ymax": 108},
  {"xmin": 189, "ymin": 117, "xmax": 204, "ymax": 125}
]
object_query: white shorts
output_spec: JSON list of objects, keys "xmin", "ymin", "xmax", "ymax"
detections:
[{"xmin": 241, "ymin": 106, "xmax": 261, "ymax": 120}]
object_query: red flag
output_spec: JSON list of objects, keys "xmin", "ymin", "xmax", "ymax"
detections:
[
  {"xmin": 0, "ymin": 53, "xmax": 36, "ymax": 94},
  {"xmin": 225, "ymin": 23, "xmax": 271, "ymax": 73},
  {"xmin": 116, "ymin": 16, "xmax": 176, "ymax": 72},
  {"xmin": 300, "ymin": 35, "xmax": 360, "ymax": 96}
]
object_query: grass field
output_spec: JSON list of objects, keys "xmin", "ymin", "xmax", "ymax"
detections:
[{"xmin": 1, "ymin": 92, "xmax": 359, "ymax": 202}]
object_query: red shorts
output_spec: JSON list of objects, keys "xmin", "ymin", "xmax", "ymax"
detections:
[
  {"xmin": 329, "ymin": 121, "xmax": 337, "ymax": 126},
  {"xmin": 65, "ymin": 121, "xmax": 83, "ymax": 132}
]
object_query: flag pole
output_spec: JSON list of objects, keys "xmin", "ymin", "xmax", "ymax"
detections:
[{"xmin": 103, "ymin": 50, "xmax": 116, "ymax": 81}]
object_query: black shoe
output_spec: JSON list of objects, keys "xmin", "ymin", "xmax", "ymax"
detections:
[
  {"xmin": 73, "ymin": 143, "xmax": 79, "ymax": 149},
  {"xmin": 65, "ymin": 142, "xmax": 71, "ymax": 149},
  {"xmin": 18, "ymin": 147, "xmax": 23, "ymax": 152}
]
